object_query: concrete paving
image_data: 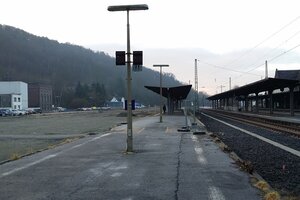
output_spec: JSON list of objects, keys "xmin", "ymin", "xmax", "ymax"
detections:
[{"xmin": 0, "ymin": 113, "xmax": 262, "ymax": 200}]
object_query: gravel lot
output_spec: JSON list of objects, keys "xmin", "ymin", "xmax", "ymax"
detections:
[
  {"xmin": 0, "ymin": 108, "xmax": 157, "ymax": 162},
  {"xmin": 198, "ymin": 112, "xmax": 300, "ymax": 197}
]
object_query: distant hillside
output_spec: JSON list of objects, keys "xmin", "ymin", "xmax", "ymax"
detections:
[{"xmin": 0, "ymin": 24, "xmax": 201, "ymax": 107}]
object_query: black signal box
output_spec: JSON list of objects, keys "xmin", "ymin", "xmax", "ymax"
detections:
[
  {"xmin": 116, "ymin": 51, "xmax": 126, "ymax": 65},
  {"xmin": 133, "ymin": 51, "xmax": 143, "ymax": 65},
  {"xmin": 125, "ymin": 99, "xmax": 135, "ymax": 110}
]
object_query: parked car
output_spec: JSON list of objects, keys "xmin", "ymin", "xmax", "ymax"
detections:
[
  {"xmin": 25, "ymin": 108, "xmax": 42, "ymax": 114},
  {"xmin": 0, "ymin": 109, "xmax": 12, "ymax": 116},
  {"xmin": 56, "ymin": 107, "xmax": 66, "ymax": 112},
  {"xmin": 11, "ymin": 109, "xmax": 26, "ymax": 116},
  {"xmin": 0, "ymin": 109, "xmax": 8, "ymax": 116}
]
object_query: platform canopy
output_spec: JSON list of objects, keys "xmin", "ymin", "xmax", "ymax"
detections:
[
  {"xmin": 145, "ymin": 85, "xmax": 192, "ymax": 100},
  {"xmin": 207, "ymin": 78, "xmax": 299, "ymax": 100}
]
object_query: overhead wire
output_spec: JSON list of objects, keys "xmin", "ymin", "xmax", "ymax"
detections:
[
  {"xmin": 218, "ymin": 18, "xmax": 300, "ymax": 88},
  {"xmin": 197, "ymin": 59, "xmax": 261, "ymax": 77},
  {"xmin": 269, "ymin": 43, "xmax": 300, "ymax": 62},
  {"xmin": 236, "ymin": 28, "xmax": 300, "ymax": 74},
  {"xmin": 212, "ymin": 41, "xmax": 300, "ymax": 92},
  {"xmin": 200, "ymin": 15, "xmax": 300, "ymax": 93},
  {"xmin": 223, "ymin": 15, "xmax": 300, "ymax": 68},
  {"xmin": 229, "ymin": 42, "xmax": 300, "ymax": 88}
]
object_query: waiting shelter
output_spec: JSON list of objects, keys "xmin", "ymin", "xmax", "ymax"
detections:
[
  {"xmin": 145, "ymin": 85, "xmax": 192, "ymax": 114},
  {"xmin": 207, "ymin": 76, "xmax": 299, "ymax": 116}
]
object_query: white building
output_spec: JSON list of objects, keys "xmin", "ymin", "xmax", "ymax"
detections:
[{"xmin": 0, "ymin": 81, "xmax": 28, "ymax": 109}]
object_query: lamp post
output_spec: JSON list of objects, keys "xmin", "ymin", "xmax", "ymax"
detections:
[
  {"xmin": 108, "ymin": 4, "xmax": 148, "ymax": 152},
  {"xmin": 153, "ymin": 64, "xmax": 169, "ymax": 122}
]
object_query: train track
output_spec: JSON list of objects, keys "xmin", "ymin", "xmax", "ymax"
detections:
[
  {"xmin": 198, "ymin": 109, "xmax": 300, "ymax": 196},
  {"xmin": 200, "ymin": 109, "xmax": 300, "ymax": 137}
]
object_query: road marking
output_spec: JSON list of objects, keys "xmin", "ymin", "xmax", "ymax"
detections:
[
  {"xmin": 111, "ymin": 172, "xmax": 122, "ymax": 177},
  {"xmin": 137, "ymin": 128, "xmax": 145, "ymax": 134},
  {"xmin": 92, "ymin": 133, "xmax": 112, "ymax": 141},
  {"xmin": 209, "ymin": 186, "xmax": 226, "ymax": 200},
  {"xmin": 72, "ymin": 143, "xmax": 84, "ymax": 149},
  {"xmin": 71, "ymin": 133, "xmax": 112, "ymax": 149},
  {"xmin": 202, "ymin": 113, "xmax": 300, "ymax": 158},
  {"xmin": 1, "ymin": 154, "xmax": 57, "ymax": 178},
  {"xmin": 165, "ymin": 127, "xmax": 169, "ymax": 133},
  {"xmin": 191, "ymin": 135, "xmax": 207, "ymax": 164},
  {"xmin": 0, "ymin": 133, "xmax": 113, "ymax": 178},
  {"xmin": 191, "ymin": 135, "xmax": 225, "ymax": 199}
]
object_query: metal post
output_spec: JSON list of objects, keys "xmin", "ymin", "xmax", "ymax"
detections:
[
  {"xmin": 126, "ymin": 10, "xmax": 133, "ymax": 152},
  {"xmin": 185, "ymin": 101, "xmax": 188, "ymax": 127},
  {"xmin": 269, "ymin": 90, "xmax": 273, "ymax": 115},
  {"xmin": 265, "ymin": 60, "xmax": 268, "ymax": 79},
  {"xmin": 193, "ymin": 59, "xmax": 198, "ymax": 124},
  {"xmin": 153, "ymin": 64, "xmax": 169, "ymax": 123},
  {"xmin": 290, "ymin": 86, "xmax": 294, "ymax": 116},
  {"xmin": 108, "ymin": 4, "xmax": 148, "ymax": 153},
  {"xmin": 159, "ymin": 66, "xmax": 162, "ymax": 122}
]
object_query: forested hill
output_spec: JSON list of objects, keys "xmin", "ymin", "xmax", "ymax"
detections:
[{"xmin": 0, "ymin": 24, "xmax": 187, "ymax": 107}]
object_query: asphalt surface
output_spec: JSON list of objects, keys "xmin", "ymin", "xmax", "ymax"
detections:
[{"xmin": 0, "ymin": 114, "xmax": 261, "ymax": 200}]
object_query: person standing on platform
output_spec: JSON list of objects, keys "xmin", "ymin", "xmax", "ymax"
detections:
[{"xmin": 163, "ymin": 104, "xmax": 166, "ymax": 114}]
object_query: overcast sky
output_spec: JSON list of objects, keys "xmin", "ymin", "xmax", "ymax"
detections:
[{"xmin": 1, "ymin": 0, "xmax": 300, "ymax": 95}]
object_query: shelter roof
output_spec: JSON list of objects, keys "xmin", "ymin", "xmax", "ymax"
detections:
[
  {"xmin": 145, "ymin": 85, "xmax": 192, "ymax": 100},
  {"xmin": 275, "ymin": 69, "xmax": 300, "ymax": 80},
  {"xmin": 207, "ymin": 78, "xmax": 298, "ymax": 100}
]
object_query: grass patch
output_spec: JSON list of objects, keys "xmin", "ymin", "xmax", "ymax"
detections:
[
  {"xmin": 264, "ymin": 191, "xmax": 281, "ymax": 200},
  {"xmin": 0, "ymin": 138, "xmax": 63, "ymax": 162},
  {"xmin": 255, "ymin": 180, "xmax": 270, "ymax": 192},
  {"xmin": 10, "ymin": 153, "xmax": 20, "ymax": 160}
]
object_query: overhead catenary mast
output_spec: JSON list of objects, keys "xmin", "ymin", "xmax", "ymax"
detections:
[
  {"xmin": 193, "ymin": 59, "xmax": 198, "ymax": 124},
  {"xmin": 195, "ymin": 59, "xmax": 198, "ymax": 105}
]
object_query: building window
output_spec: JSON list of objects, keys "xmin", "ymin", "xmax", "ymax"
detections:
[
  {"xmin": 14, "ymin": 97, "xmax": 17, "ymax": 102},
  {"xmin": 18, "ymin": 105, "xmax": 20, "ymax": 109},
  {"xmin": 18, "ymin": 97, "xmax": 21, "ymax": 102},
  {"xmin": 14, "ymin": 105, "xmax": 17, "ymax": 109}
]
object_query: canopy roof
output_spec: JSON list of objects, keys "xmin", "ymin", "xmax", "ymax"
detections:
[
  {"xmin": 145, "ymin": 85, "xmax": 192, "ymax": 100},
  {"xmin": 275, "ymin": 69, "xmax": 300, "ymax": 80},
  {"xmin": 207, "ymin": 78, "xmax": 298, "ymax": 100}
]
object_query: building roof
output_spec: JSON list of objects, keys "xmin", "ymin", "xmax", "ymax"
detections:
[
  {"xmin": 207, "ymin": 78, "xmax": 298, "ymax": 100},
  {"xmin": 275, "ymin": 69, "xmax": 300, "ymax": 80},
  {"xmin": 145, "ymin": 85, "xmax": 192, "ymax": 100}
]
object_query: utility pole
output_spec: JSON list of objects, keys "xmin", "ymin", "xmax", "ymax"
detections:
[
  {"xmin": 220, "ymin": 85, "xmax": 225, "ymax": 93},
  {"xmin": 265, "ymin": 60, "xmax": 268, "ymax": 79},
  {"xmin": 229, "ymin": 77, "xmax": 231, "ymax": 90},
  {"xmin": 194, "ymin": 59, "xmax": 198, "ymax": 124},
  {"xmin": 153, "ymin": 64, "xmax": 169, "ymax": 123}
]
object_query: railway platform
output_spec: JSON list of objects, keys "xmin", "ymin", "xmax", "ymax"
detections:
[{"xmin": 0, "ymin": 112, "xmax": 261, "ymax": 200}]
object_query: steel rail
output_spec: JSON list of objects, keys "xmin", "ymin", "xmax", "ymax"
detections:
[{"xmin": 201, "ymin": 110, "xmax": 300, "ymax": 137}]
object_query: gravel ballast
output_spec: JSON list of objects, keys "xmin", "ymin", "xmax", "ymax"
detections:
[{"xmin": 199, "ymin": 112, "xmax": 300, "ymax": 197}]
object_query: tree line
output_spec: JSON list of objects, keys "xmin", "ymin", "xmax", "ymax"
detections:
[{"xmin": 0, "ymin": 24, "xmax": 208, "ymax": 108}]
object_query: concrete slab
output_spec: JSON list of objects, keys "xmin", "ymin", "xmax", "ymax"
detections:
[{"xmin": 0, "ymin": 114, "xmax": 262, "ymax": 199}]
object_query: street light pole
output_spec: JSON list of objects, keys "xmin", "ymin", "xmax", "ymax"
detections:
[
  {"xmin": 108, "ymin": 4, "xmax": 148, "ymax": 153},
  {"xmin": 153, "ymin": 64, "xmax": 169, "ymax": 122},
  {"xmin": 126, "ymin": 9, "xmax": 133, "ymax": 152}
]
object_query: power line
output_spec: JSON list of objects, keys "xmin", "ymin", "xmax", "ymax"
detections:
[
  {"xmin": 269, "ymin": 43, "xmax": 300, "ymax": 62},
  {"xmin": 204, "ymin": 16, "xmax": 300, "ymax": 92},
  {"xmin": 229, "ymin": 42, "xmax": 300, "ymax": 86},
  {"xmin": 233, "ymin": 29, "xmax": 300, "ymax": 75},
  {"xmin": 197, "ymin": 59, "xmax": 261, "ymax": 77},
  {"xmin": 247, "ymin": 42, "xmax": 300, "ymax": 73},
  {"xmin": 224, "ymin": 15, "xmax": 300, "ymax": 67},
  {"xmin": 218, "ymin": 30, "xmax": 300, "ymax": 84}
]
